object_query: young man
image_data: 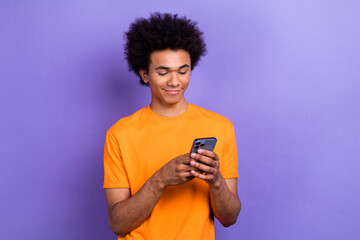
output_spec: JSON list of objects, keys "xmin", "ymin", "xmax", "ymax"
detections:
[{"xmin": 103, "ymin": 13, "xmax": 241, "ymax": 239}]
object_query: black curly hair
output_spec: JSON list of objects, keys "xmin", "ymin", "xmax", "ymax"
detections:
[{"xmin": 124, "ymin": 13, "xmax": 207, "ymax": 85}]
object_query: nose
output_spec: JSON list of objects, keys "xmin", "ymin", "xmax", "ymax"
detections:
[{"xmin": 167, "ymin": 72, "xmax": 180, "ymax": 87}]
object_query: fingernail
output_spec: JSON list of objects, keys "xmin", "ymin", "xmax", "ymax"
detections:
[
  {"xmin": 191, "ymin": 153, "xmax": 196, "ymax": 158},
  {"xmin": 198, "ymin": 149, "xmax": 203, "ymax": 153}
]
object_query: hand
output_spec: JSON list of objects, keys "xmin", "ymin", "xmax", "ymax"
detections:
[
  {"xmin": 156, "ymin": 153, "xmax": 199, "ymax": 187},
  {"xmin": 190, "ymin": 149, "xmax": 220, "ymax": 184}
]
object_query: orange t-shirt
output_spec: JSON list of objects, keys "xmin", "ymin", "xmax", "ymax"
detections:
[{"xmin": 103, "ymin": 103, "xmax": 239, "ymax": 240}]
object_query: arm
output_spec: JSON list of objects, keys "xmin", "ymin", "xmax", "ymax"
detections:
[
  {"xmin": 105, "ymin": 174, "xmax": 164, "ymax": 237},
  {"xmin": 190, "ymin": 149, "xmax": 241, "ymax": 227},
  {"xmin": 209, "ymin": 177, "xmax": 241, "ymax": 227},
  {"xmin": 105, "ymin": 153, "xmax": 197, "ymax": 237}
]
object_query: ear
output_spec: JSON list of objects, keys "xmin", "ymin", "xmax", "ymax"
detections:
[{"xmin": 139, "ymin": 69, "xmax": 149, "ymax": 84}]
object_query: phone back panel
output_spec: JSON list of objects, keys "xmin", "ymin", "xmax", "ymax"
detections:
[{"xmin": 190, "ymin": 137, "xmax": 217, "ymax": 153}]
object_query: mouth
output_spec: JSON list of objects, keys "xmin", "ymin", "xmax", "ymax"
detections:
[{"xmin": 163, "ymin": 89, "xmax": 182, "ymax": 95}]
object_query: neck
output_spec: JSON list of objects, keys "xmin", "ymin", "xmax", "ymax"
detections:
[{"xmin": 150, "ymin": 100, "xmax": 188, "ymax": 117}]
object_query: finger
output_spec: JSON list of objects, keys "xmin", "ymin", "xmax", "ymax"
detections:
[
  {"xmin": 189, "ymin": 164, "xmax": 202, "ymax": 172},
  {"xmin": 177, "ymin": 162, "xmax": 199, "ymax": 173},
  {"xmin": 183, "ymin": 164, "xmax": 202, "ymax": 174},
  {"xmin": 191, "ymin": 170, "xmax": 215, "ymax": 182},
  {"xmin": 183, "ymin": 170, "xmax": 201, "ymax": 180},
  {"xmin": 177, "ymin": 154, "xmax": 191, "ymax": 164},
  {"xmin": 190, "ymin": 153, "xmax": 216, "ymax": 167},
  {"xmin": 186, "ymin": 163, "xmax": 206, "ymax": 174},
  {"xmin": 183, "ymin": 172, "xmax": 195, "ymax": 179},
  {"xmin": 190, "ymin": 160, "xmax": 216, "ymax": 174},
  {"xmin": 197, "ymin": 149, "xmax": 218, "ymax": 160}
]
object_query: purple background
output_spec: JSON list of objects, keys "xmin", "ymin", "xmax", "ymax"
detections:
[{"xmin": 1, "ymin": 1, "xmax": 360, "ymax": 239}]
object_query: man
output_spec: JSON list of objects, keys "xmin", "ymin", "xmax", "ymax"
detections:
[{"xmin": 103, "ymin": 13, "xmax": 241, "ymax": 239}]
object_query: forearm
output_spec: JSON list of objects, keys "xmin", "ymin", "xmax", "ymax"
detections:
[
  {"xmin": 109, "ymin": 172, "xmax": 165, "ymax": 237},
  {"xmin": 209, "ymin": 174, "xmax": 241, "ymax": 227}
]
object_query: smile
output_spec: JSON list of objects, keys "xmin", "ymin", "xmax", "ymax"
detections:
[{"xmin": 163, "ymin": 89, "xmax": 182, "ymax": 95}]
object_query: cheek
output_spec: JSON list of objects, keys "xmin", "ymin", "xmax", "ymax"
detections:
[
  {"xmin": 148, "ymin": 76, "xmax": 161, "ymax": 88},
  {"xmin": 183, "ymin": 76, "xmax": 190, "ymax": 88},
  {"xmin": 183, "ymin": 81, "xmax": 190, "ymax": 89}
]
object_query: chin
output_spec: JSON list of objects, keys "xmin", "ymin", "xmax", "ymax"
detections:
[
  {"xmin": 164, "ymin": 96, "xmax": 184, "ymax": 105},
  {"xmin": 164, "ymin": 100, "xmax": 181, "ymax": 106}
]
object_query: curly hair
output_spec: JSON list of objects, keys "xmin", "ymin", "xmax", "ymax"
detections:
[{"xmin": 124, "ymin": 13, "xmax": 207, "ymax": 85}]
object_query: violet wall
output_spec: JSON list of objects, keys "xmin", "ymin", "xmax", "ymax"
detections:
[{"xmin": 1, "ymin": 1, "xmax": 359, "ymax": 239}]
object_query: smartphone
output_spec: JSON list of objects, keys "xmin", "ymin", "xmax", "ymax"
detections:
[{"xmin": 190, "ymin": 137, "xmax": 217, "ymax": 154}]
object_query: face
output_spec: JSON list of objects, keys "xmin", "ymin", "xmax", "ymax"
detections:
[{"xmin": 139, "ymin": 49, "xmax": 191, "ymax": 108}]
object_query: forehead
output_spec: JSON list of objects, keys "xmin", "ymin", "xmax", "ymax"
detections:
[{"xmin": 149, "ymin": 49, "xmax": 191, "ymax": 69}]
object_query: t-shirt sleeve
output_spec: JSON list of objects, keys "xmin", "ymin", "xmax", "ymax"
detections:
[
  {"xmin": 103, "ymin": 130, "xmax": 130, "ymax": 188},
  {"xmin": 220, "ymin": 122, "xmax": 239, "ymax": 179}
]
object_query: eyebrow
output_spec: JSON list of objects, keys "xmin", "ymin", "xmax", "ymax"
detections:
[{"xmin": 154, "ymin": 64, "xmax": 190, "ymax": 71}]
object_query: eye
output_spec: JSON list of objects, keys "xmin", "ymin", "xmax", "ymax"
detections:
[
  {"xmin": 157, "ymin": 72, "xmax": 168, "ymax": 76},
  {"xmin": 178, "ymin": 71, "xmax": 188, "ymax": 75}
]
